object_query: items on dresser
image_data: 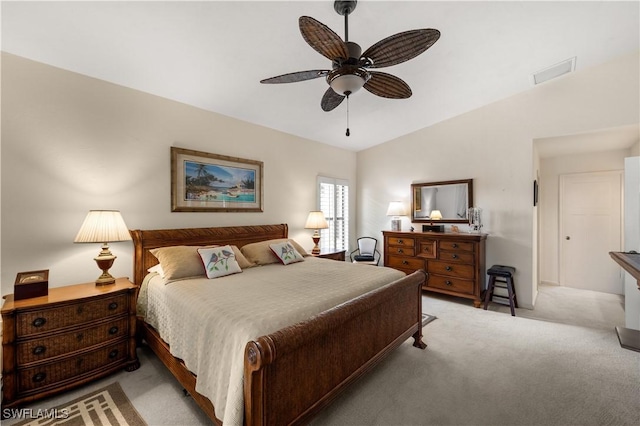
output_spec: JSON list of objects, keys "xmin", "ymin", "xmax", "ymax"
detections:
[
  {"xmin": 383, "ymin": 230, "xmax": 487, "ymax": 307},
  {"xmin": 1, "ymin": 277, "xmax": 139, "ymax": 410},
  {"xmin": 14, "ymin": 270, "xmax": 49, "ymax": 300}
]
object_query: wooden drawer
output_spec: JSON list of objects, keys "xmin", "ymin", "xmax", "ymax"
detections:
[
  {"xmin": 427, "ymin": 275, "xmax": 474, "ymax": 295},
  {"xmin": 439, "ymin": 250, "xmax": 474, "ymax": 264},
  {"xmin": 428, "ymin": 260, "xmax": 474, "ymax": 279},
  {"xmin": 16, "ymin": 294, "xmax": 128, "ymax": 337},
  {"xmin": 387, "ymin": 236, "xmax": 415, "ymax": 248},
  {"xmin": 439, "ymin": 241, "xmax": 474, "ymax": 252},
  {"xmin": 17, "ymin": 340, "xmax": 128, "ymax": 393},
  {"xmin": 388, "ymin": 245, "xmax": 415, "ymax": 257},
  {"xmin": 387, "ymin": 255, "xmax": 424, "ymax": 272},
  {"xmin": 417, "ymin": 240, "xmax": 437, "ymax": 259},
  {"xmin": 17, "ymin": 317, "xmax": 129, "ymax": 365}
]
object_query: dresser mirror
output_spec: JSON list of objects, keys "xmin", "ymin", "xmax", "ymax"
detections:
[{"xmin": 411, "ymin": 179, "xmax": 473, "ymax": 223}]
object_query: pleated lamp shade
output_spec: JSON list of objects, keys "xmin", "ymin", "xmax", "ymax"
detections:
[
  {"xmin": 74, "ymin": 210, "xmax": 131, "ymax": 285},
  {"xmin": 74, "ymin": 210, "xmax": 132, "ymax": 243}
]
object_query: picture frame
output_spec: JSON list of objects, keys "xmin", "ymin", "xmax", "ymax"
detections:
[{"xmin": 171, "ymin": 147, "xmax": 263, "ymax": 212}]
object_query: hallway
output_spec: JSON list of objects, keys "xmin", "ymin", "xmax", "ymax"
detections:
[{"xmin": 483, "ymin": 282, "xmax": 625, "ymax": 330}]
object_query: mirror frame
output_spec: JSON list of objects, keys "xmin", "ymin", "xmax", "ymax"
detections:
[{"xmin": 411, "ymin": 179, "xmax": 474, "ymax": 224}]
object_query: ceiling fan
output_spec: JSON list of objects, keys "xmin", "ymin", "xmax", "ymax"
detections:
[{"xmin": 260, "ymin": 0, "xmax": 440, "ymax": 135}]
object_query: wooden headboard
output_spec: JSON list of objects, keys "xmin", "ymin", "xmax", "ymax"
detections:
[{"xmin": 129, "ymin": 223, "xmax": 288, "ymax": 286}]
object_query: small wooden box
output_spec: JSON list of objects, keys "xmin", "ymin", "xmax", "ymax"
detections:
[{"xmin": 14, "ymin": 270, "xmax": 49, "ymax": 300}]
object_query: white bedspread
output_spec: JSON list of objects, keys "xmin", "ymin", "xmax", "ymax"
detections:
[{"xmin": 137, "ymin": 257, "xmax": 404, "ymax": 425}]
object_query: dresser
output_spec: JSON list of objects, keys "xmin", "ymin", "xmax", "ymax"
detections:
[
  {"xmin": 1, "ymin": 278, "xmax": 139, "ymax": 409},
  {"xmin": 383, "ymin": 231, "xmax": 487, "ymax": 307}
]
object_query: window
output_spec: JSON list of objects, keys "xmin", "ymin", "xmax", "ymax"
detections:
[{"xmin": 318, "ymin": 176, "xmax": 349, "ymax": 251}]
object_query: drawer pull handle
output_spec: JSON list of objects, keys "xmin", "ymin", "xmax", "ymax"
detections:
[
  {"xmin": 108, "ymin": 302, "xmax": 118, "ymax": 310},
  {"xmin": 32, "ymin": 372, "xmax": 46, "ymax": 383},
  {"xmin": 109, "ymin": 326, "xmax": 119, "ymax": 335},
  {"xmin": 452, "ymin": 254, "xmax": 458, "ymax": 259},
  {"xmin": 77, "ymin": 305, "xmax": 84, "ymax": 315},
  {"xmin": 77, "ymin": 358, "xmax": 84, "ymax": 368},
  {"xmin": 452, "ymin": 243, "xmax": 458, "ymax": 248},
  {"xmin": 397, "ymin": 249, "xmax": 404, "ymax": 253},
  {"xmin": 109, "ymin": 349, "xmax": 119, "ymax": 359},
  {"xmin": 397, "ymin": 239, "xmax": 403, "ymax": 244},
  {"xmin": 33, "ymin": 345, "xmax": 46, "ymax": 355},
  {"xmin": 402, "ymin": 260, "xmax": 409, "ymax": 265},
  {"xmin": 445, "ymin": 280, "xmax": 453, "ymax": 286},
  {"xmin": 446, "ymin": 266, "xmax": 452, "ymax": 271},
  {"xmin": 76, "ymin": 333, "xmax": 84, "ymax": 341},
  {"xmin": 32, "ymin": 317, "xmax": 46, "ymax": 328}
]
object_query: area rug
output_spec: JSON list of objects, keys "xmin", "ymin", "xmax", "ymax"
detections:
[
  {"xmin": 12, "ymin": 382, "xmax": 146, "ymax": 426},
  {"xmin": 422, "ymin": 313, "xmax": 437, "ymax": 326}
]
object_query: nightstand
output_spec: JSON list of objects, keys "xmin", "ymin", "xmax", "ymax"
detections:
[
  {"xmin": 314, "ymin": 249, "xmax": 346, "ymax": 261},
  {"xmin": 1, "ymin": 277, "xmax": 139, "ymax": 410}
]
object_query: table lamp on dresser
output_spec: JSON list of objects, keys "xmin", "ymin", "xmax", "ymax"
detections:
[
  {"xmin": 387, "ymin": 201, "xmax": 407, "ymax": 231},
  {"xmin": 74, "ymin": 210, "xmax": 132, "ymax": 285}
]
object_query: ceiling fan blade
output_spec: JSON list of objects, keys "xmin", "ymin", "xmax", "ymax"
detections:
[
  {"xmin": 321, "ymin": 87, "xmax": 345, "ymax": 111},
  {"xmin": 361, "ymin": 29, "xmax": 440, "ymax": 69},
  {"xmin": 363, "ymin": 71, "xmax": 412, "ymax": 99},
  {"xmin": 299, "ymin": 16, "xmax": 349, "ymax": 62},
  {"xmin": 260, "ymin": 70, "xmax": 329, "ymax": 84}
]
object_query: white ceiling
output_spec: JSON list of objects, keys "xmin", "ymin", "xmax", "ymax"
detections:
[{"xmin": 2, "ymin": 1, "xmax": 639, "ymax": 152}]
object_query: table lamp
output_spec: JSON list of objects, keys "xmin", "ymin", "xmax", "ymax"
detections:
[
  {"xmin": 386, "ymin": 201, "xmax": 407, "ymax": 231},
  {"xmin": 74, "ymin": 210, "xmax": 132, "ymax": 285},
  {"xmin": 423, "ymin": 209, "xmax": 444, "ymax": 232},
  {"xmin": 305, "ymin": 211, "xmax": 329, "ymax": 255}
]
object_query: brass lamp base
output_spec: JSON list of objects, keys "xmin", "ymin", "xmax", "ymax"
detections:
[
  {"xmin": 94, "ymin": 245, "xmax": 116, "ymax": 286},
  {"xmin": 311, "ymin": 230, "xmax": 321, "ymax": 255}
]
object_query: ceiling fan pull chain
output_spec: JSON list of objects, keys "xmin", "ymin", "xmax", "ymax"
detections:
[{"xmin": 345, "ymin": 94, "xmax": 350, "ymax": 137}]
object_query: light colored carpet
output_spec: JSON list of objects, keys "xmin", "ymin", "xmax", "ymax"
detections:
[
  {"xmin": 9, "ymin": 382, "xmax": 145, "ymax": 426},
  {"xmin": 6, "ymin": 284, "xmax": 638, "ymax": 426},
  {"xmin": 311, "ymin": 289, "xmax": 639, "ymax": 426}
]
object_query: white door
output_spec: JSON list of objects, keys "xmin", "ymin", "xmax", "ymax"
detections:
[{"xmin": 560, "ymin": 171, "xmax": 623, "ymax": 294}]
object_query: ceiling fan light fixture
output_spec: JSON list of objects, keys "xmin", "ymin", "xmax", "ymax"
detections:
[
  {"xmin": 328, "ymin": 66, "xmax": 369, "ymax": 96},
  {"xmin": 330, "ymin": 74, "xmax": 365, "ymax": 95}
]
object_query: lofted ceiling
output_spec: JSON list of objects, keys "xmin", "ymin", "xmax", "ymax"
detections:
[{"xmin": 2, "ymin": 1, "xmax": 639, "ymax": 152}]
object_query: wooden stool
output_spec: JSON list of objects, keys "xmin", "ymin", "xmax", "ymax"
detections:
[{"xmin": 484, "ymin": 265, "xmax": 518, "ymax": 316}]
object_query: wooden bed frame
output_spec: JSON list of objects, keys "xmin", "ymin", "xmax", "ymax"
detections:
[{"xmin": 130, "ymin": 223, "xmax": 427, "ymax": 426}]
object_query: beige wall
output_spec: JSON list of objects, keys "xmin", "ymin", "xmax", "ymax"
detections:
[
  {"xmin": 0, "ymin": 53, "xmax": 357, "ymax": 294},
  {"xmin": 356, "ymin": 51, "xmax": 640, "ymax": 309}
]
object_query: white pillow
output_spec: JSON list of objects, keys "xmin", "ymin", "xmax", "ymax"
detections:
[
  {"xmin": 269, "ymin": 241, "xmax": 305, "ymax": 265},
  {"xmin": 197, "ymin": 245, "xmax": 242, "ymax": 278},
  {"xmin": 147, "ymin": 264, "xmax": 165, "ymax": 277}
]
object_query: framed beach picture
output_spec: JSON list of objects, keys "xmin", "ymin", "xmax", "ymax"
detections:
[{"xmin": 171, "ymin": 147, "xmax": 263, "ymax": 212}]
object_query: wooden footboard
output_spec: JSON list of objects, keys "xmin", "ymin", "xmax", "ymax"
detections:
[{"xmin": 244, "ymin": 270, "xmax": 427, "ymax": 426}]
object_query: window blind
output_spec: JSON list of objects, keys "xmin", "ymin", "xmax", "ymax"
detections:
[{"xmin": 318, "ymin": 176, "xmax": 349, "ymax": 251}]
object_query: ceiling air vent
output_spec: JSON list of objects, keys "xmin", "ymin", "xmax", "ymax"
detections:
[{"xmin": 532, "ymin": 57, "xmax": 576, "ymax": 85}]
